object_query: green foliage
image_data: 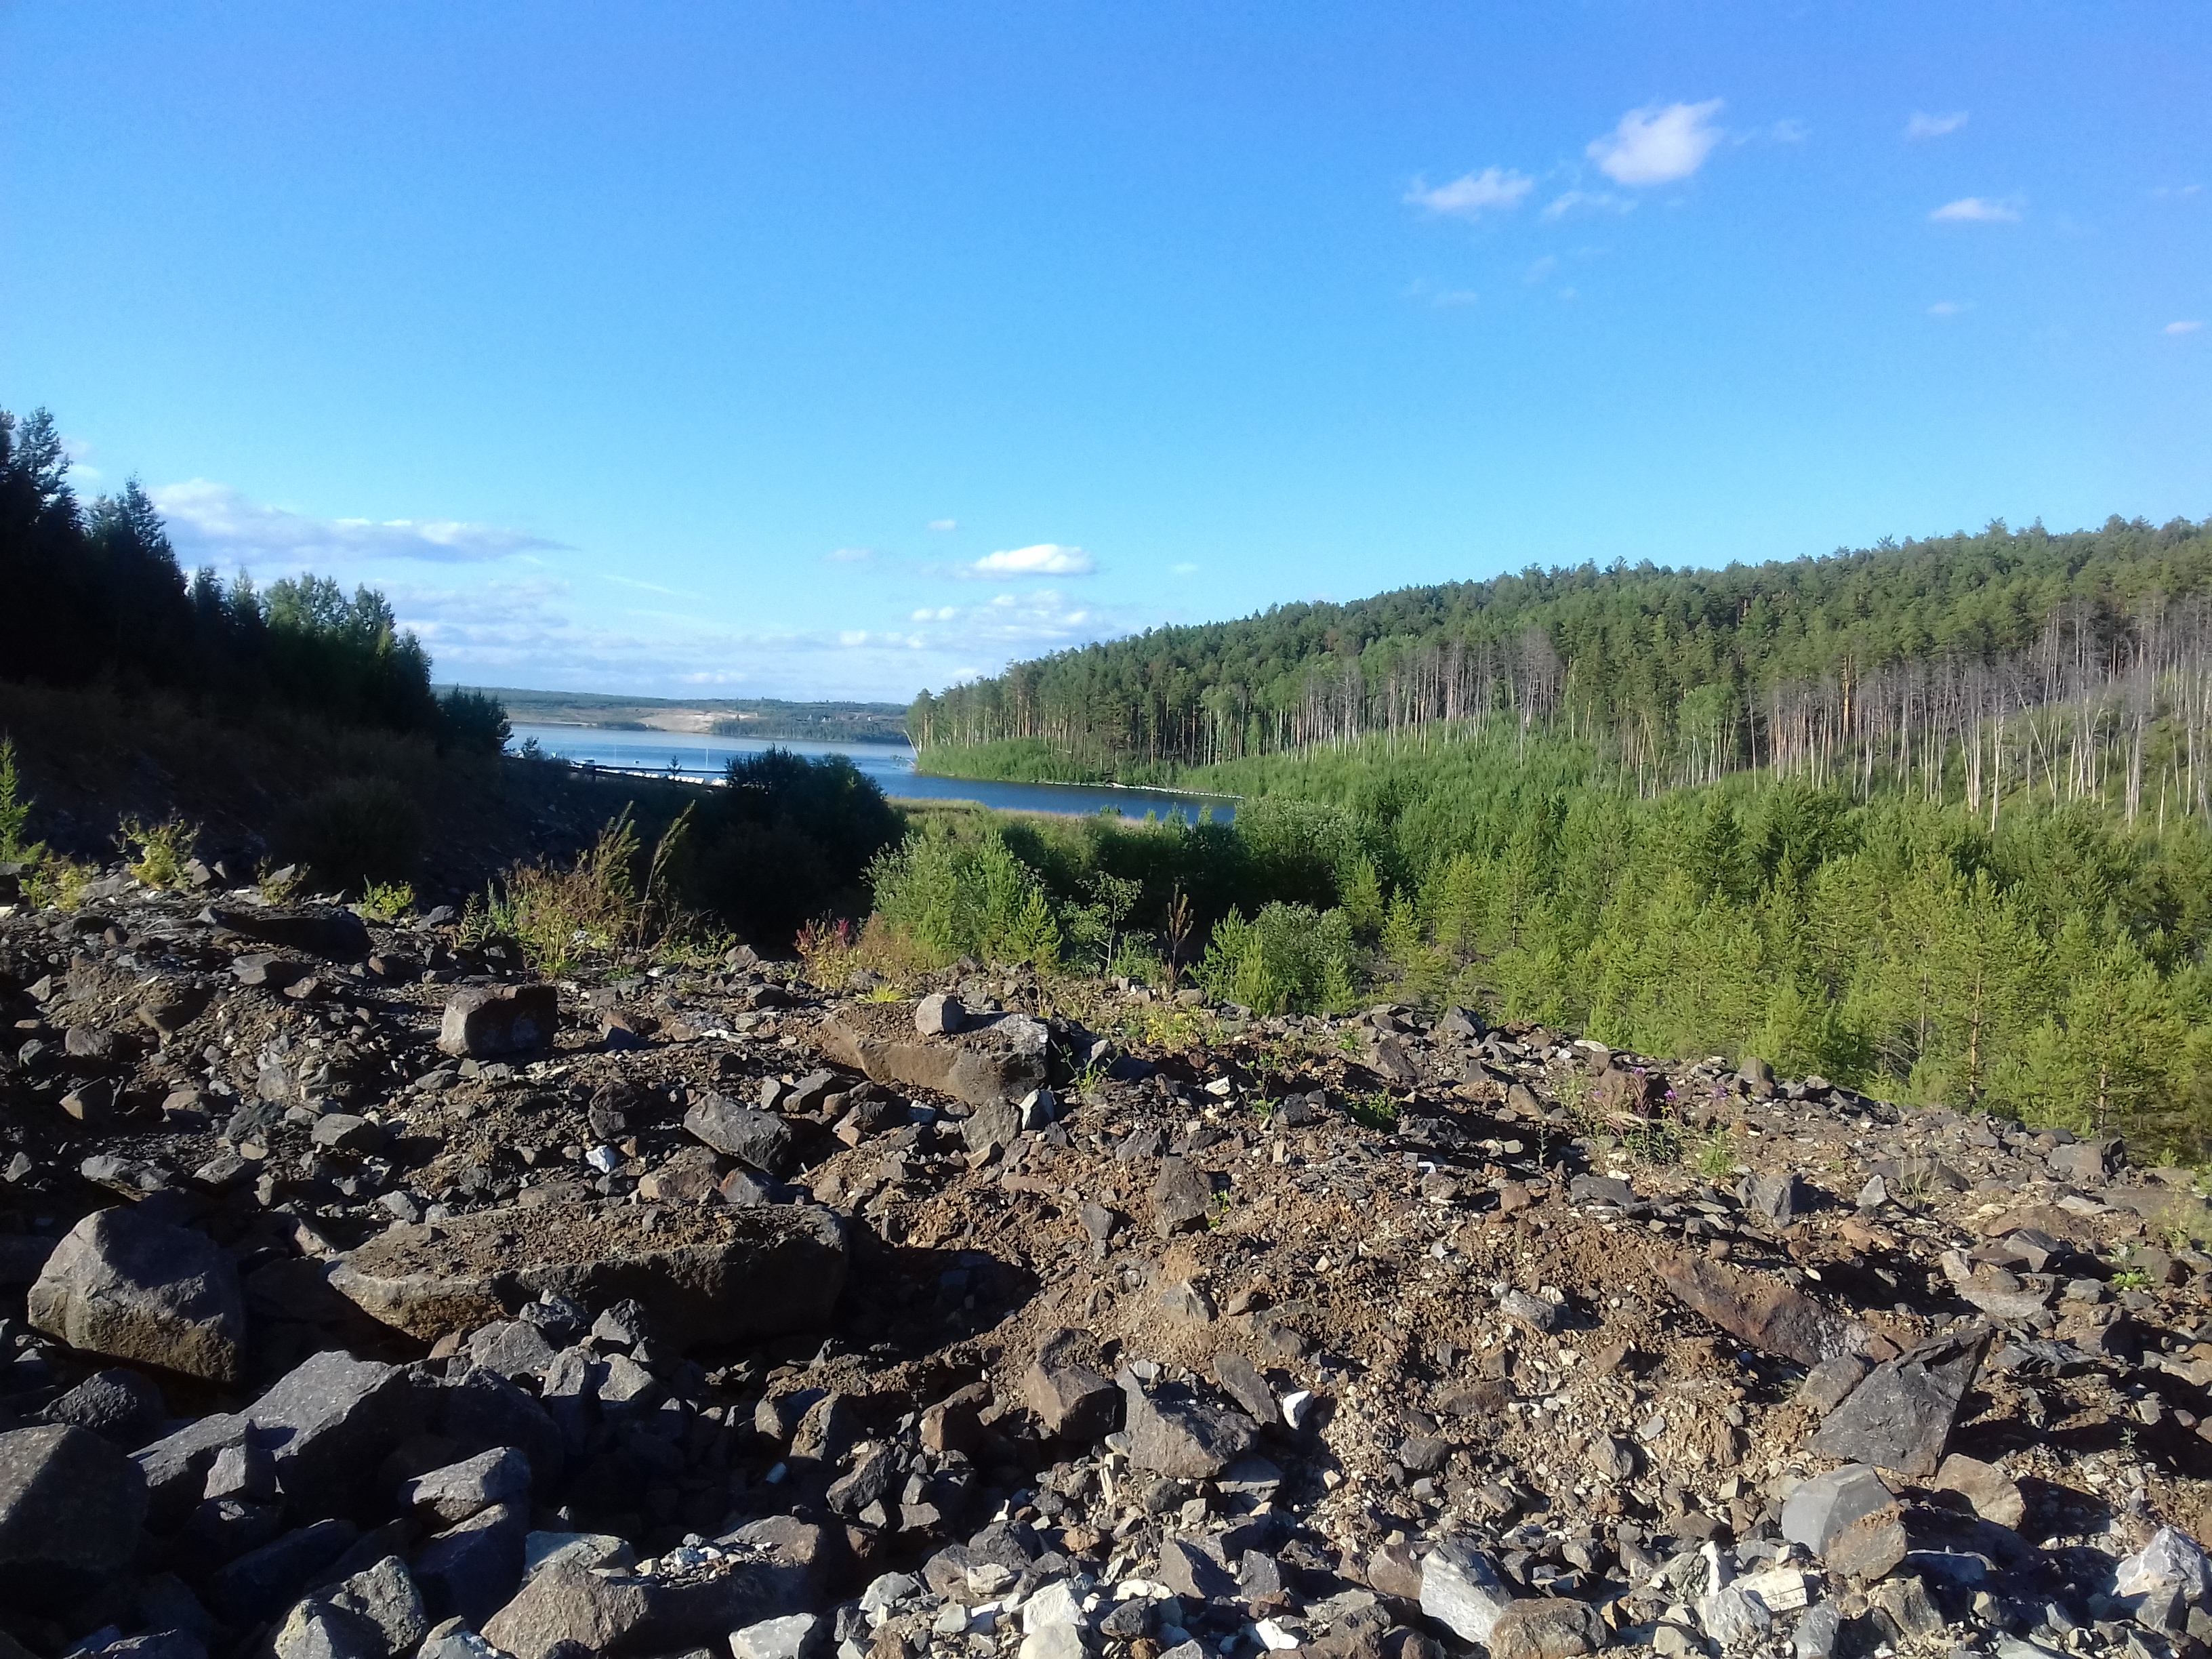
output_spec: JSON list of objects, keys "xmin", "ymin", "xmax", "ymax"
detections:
[
  {"xmin": 1348, "ymin": 1091, "xmax": 1400, "ymax": 1130},
  {"xmin": 687, "ymin": 748, "xmax": 903, "ymax": 948},
  {"xmin": 0, "ymin": 737, "xmax": 40, "ymax": 865},
  {"xmin": 117, "ymin": 815, "xmax": 197, "ymax": 890},
  {"xmin": 1196, "ymin": 901, "xmax": 1358, "ymax": 1014},
  {"xmin": 1, "ymin": 403, "xmax": 445, "ymax": 738},
  {"xmin": 913, "ymin": 737, "xmax": 1113, "ymax": 784},
  {"xmin": 867, "ymin": 821, "xmax": 1065, "ymax": 969},
  {"xmin": 278, "ymin": 778, "xmax": 425, "ymax": 894},
  {"xmin": 357, "ymin": 879, "xmax": 416, "ymax": 922},
  {"xmin": 438, "ymin": 688, "xmax": 512, "ymax": 756}
]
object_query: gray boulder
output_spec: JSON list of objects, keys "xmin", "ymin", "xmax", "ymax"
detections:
[
  {"xmin": 36, "ymin": 1366, "xmax": 168, "ymax": 1448},
  {"xmin": 1488, "ymin": 1597, "xmax": 1610, "ymax": 1659},
  {"xmin": 272, "ymin": 1556, "xmax": 428, "ymax": 1659},
  {"xmin": 402, "ymin": 1446, "xmax": 532, "ymax": 1526},
  {"xmin": 206, "ymin": 906, "xmax": 372, "ymax": 961},
  {"xmin": 437, "ymin": 985, "xmax": 558, "ymax": 1059},
  {"xmin": 1807, "ymin": 1330, "xmax": 1984, "ymax": 1478},
  {"xmin": 1779, "ymin": 1465, "xmax": 1891, "ymax": 1555},
  {"xmin": 1420, "ymin": 1538, "xmax": 1515, "ymax": 1645},
  {"xmin": 1119, "ymin": 1373, "xmax": 1256, "ymax": 1478},
  {"xmin": 0, "ymin": 1424, "xmax": 150, "ymax": 1613},
  {"xmin": 27, "ymin": 1207, "xmax": 247, "ymax": 1383},
  {"xmin": 331, "ymin": 1202, "xmax": 848, "ymax": 1349},
  {"xmin": 914, "ymin": 993, "xmax": 966, "ymax": 1036},
  {"xmin": 481, "ymin": 1554, "xmax": 803, "ymax": 1659},
  {"xmin": 682, "ymin": 1097, "xmax": 798, "ymax": 1174}
]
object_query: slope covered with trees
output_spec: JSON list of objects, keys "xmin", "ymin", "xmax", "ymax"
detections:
[
  {"xmin": 912, "ymin": 515, "xmax": 2212, "ymax": 824},
  {"xmin": 0, "ymin": 405, "xmax": 497, "ymax": 747}
]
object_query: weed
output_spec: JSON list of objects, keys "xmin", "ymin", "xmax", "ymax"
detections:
[
  {"xmin": 1691, "ymin": 1130, "xmax": 1736, "ymax": 1181},
  {"xmin": 118, "ymin": 815, "xmax": 198, "ymax": 890},
  {"xmin": 860, "ymin": 981, "xmax": 905, "ymax": 1004},
  {"xmin": 1349, "ymin": 1091, "xmax": 1400, "ymax": 1131},
  {"xmin": 1072, "ymin": 1054, "xmax": 1113, "ymax": 1095},
  {"xmin": 357, "ymin": 879, "xmax": 415, "ymax": 922},
  {"xmin": 23, "ymin": 851, "xmax": 96, "ymax": 912},
  {"xmin": 257, "ymin": 860, "xmax": 308, "ymax": 905},
  {"xmin": 278, "ymin": 777, "xmax": 423, "ymax": 893},
  {"xmin": 1336, "ymin": 1027, "xmax": 1366, "ymax": 1055},
  {"xmin": 2112, "ymin": 1267, "xmax": 2153, "ymax": 1292},
  {"xmin": 478, "ymin": 811, "xmax": 644, "ymax": 976},
  {"xmin": 1139, "ymin": 1004, "xmax": 1215, "ymax": 1054}
]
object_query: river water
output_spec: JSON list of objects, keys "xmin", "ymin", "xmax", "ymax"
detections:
[{"xmin": 508, "ymin": 723, "xmax": 1236, "ymax": 823}]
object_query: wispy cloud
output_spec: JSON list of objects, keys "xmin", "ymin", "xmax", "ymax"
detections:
[
  {"xmin": 1930, "ymin": 196, "xmax": 2022, "ymax": 223},
  {"xmin": 1587, "ymin": 100, "xmax": 1724, "ymax": 186},
  {"xmin": 1171, "ymin": 562, "xmax": 1200, "ymax": 577},
  {"xmin": 1905, "ymin": 110, "xmax": 1969, "ymax": 141},
  {"xmin": 600, "ymin": 572, "xmax": 691, "ymax": 597},
  {"xmin": 966, "ymin": 543, "xmax": 1094, "ymax": 577},
  {"xmin": 926, "ymin": 518, "xmax": 958, "ymax": 532},
  {"xmin": 824, "ymin": 546, "xmax": 872, "ymax": 564},
  {"xmin": 1769, "ymin": 119, "xmax": 1810, "ymax": 144},
  {"xmin": 1542, "ymin": 189, "xmax": 1633, "ymax": 222},
  {"xmin": 2169, "ymin": 321, "xmax": 2205, "ymax": 336},
  {"xmin": 912, "ymin": 605, "xmax": 958, "ymax": 621},
  {"xmin": 1927, "ymin": 301, "xmax": 1971, "ymax": 318},
  {"xmin": 150, "ymin": 480, "xmax": 565, "ymax": 566},
  {"xmin": 1404, "ymin": 167, "xmax": 1534, "ymax": 219}
]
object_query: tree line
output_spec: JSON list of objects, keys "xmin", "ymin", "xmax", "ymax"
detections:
[
  {"xmin": 909, "ymin": 515, "xmax": 2212, "ymax": 825},
  {"xmin": 0, "ymin": 404, "xmax": 503, "ymax": 750}
]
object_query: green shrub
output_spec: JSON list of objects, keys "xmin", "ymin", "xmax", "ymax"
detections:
[
  {"xmin": 868, "ymin": 822, "xmax": 1063, "ymax": 969},
  {"xmin": 279, "ymin": 777, "xmax": 424, "ymax": 893},
  {"xmin": 1197, "ymin": 901, "xmax": 1357, "ymax": 1014},
  {"xmin": 438, "ymin": 688, "xmax": 512, "ymax": 756}
]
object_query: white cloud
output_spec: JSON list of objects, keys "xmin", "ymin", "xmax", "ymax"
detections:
[
  {"xmin": 1769, "ymin": 119, "xmax": 1809, "ymax": 143},
  {"xmin": 2169, "ymin": 321, "xmax": 2205, "ymax": 335},
  {"xmin": 150, "ymin": 480, "xmax": 564, "ymax": 566},
  {"xmin": 966, "ymin": 543, "xmax": 1094, "ymax": 577},
  {"xmin": 1541, "ymin": 189, "xmax": 1632, "ymax": 221},
  {"xmin": 1405, "ymin": 167, "xmax": 1534, "ymax": 218},
  {"xmin": 927, "ymin": 518, "xmax": 958, "ymax": 532},
  {"xmin": 825, "ymin": 546, "xmax": 872, "ymax": 564},
  {"xmin": 912, "ymin": 605, "xmax": 958, "ymax": 621},
  {"xmin": 1586, "ymin": 100, "xmax": 1724, "ymax": 186},
  {"xmin": 1905, "ymin": 110, "xmax": 1969, "ymax": 141},
  {"xmin": 1927, "ymin": 301, "xmax": 1970, "ymax": 318},
  {"xmin": 1930, "ymin": 196, "xmax": 2021, "ymax": 223},
  {"xmin": 1171, "ymin": 562, "xmax": 1200, "ymax": 576},
  {"xmin": 2153, "ymin": 184, "xmax": 2204, "ymax": 201}
]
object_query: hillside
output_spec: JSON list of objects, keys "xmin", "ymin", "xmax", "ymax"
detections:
[
  {"xmin": 468, "ymin": 685, "xmax": 911, "ymax": 745},
  {"xmin": 910, "ymin": 516, "xmax": 2212, "ymax": 807}
]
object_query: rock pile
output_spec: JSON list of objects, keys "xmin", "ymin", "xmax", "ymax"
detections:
[{"xmin": 6, "ymin": 874, "xmax": 2212, "ymax": 1659}]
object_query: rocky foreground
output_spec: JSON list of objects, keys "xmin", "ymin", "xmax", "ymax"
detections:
[{"xmin": 5, "ymin": 870, "xmax": 2212, "ymax": 1659}]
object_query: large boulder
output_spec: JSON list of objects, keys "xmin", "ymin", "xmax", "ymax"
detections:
[
  {"xmin": 438, "ymin": 985, "xmax": 559, "ymax": 1059},
  {"xmin": 1807, "ymin": 1330, "xmax": 1986, "ymax": 1479},
  {"xmin": 1656, "ymin": 1252, "xmax": 1885, "ymax": 1368},
  {"xmin": 683, "ymin": 1097, "xmax": 798, "ymax": 1174},
  {"xmin": 27, "ymin": 1206, "xmax": 247, "ymax": 1383},
  {"xmin": 482, "ymin": 1555, "xmax": 805, "ymax": 1659},
  {"xmin": 0, "ymin": 1424, "xmax": 150, "ymax": 1613},
  {"xmin": 329, "ymin": 1202, "xmax": 848, "ymax": 1347},
  {"xmin": 1119, "ymin": 1372, "xmax": 1256, "ymax": 1478},
  {"xmin": 815, "ymin": 1006, "xmax": 1046, "ymax": 1107}
]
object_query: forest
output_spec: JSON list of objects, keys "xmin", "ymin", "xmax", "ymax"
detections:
[
  {"xmin": 0, "ymin": 405, "xmax": 502, "ymax": 750},
  {"xmin": 910, "ymin": 515, "xmax": 2212, "ymax": 828}
]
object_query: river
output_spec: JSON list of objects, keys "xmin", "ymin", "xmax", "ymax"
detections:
[{"xmin": 507, "ymin": 723, "xmax": 1236, "ymax": 822}]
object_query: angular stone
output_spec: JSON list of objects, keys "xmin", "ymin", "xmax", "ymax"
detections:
[
  {"xmin": 274, "ymin": 1555, "xmax": 428, "ymax": 1659},
  {"xmin": 0, "ymin": 1425, "xmax": 150, "ymax": 1613},
  {"xmin": 438, "ymin": 983, "xmax": 559, "ymax": 1058},
  {"xmin": 482, "ymin": 1555, "xmax": 804, "ymax": 1659},
  {"xmin": 962, "ymin": 1097, "xmax": 1023, "ymax": 1159},
  {"xmin": 1120, "ymin": 1374, "xmax": 1257, "ymax": 1479},
  {"xmin": 207, "ymin": 1519, "xmax": 360, "ymax": 1624},
  {"xmin": 1212, "ymin": 1351, "xmax": 1277, "ymax": 1425},
  {"xmin": 413, "ymin": 1500, "xmax": 527, "ymax": 1627},
  {"xmin": 683, "ymin": 1097, "xmax": 798, "ymax": 1174},
  {"xmin": 27, "ymin": 1208, "xmax": 245, "ymax": 1385},
  {"xmin": 1740, "ymin": 1172, "xmax": 1809, "ymax": 1227},
  {"xmin": 35, "ymin": 1366, "xmax": 167, "ymax": 1448},
  {"xmin": 1657, "ymin": 1253, "xmax": 1881, "ymax": 1368},
  {"xmin": 1824, "ymin": 1504, "xmax": 1909, "ymax": 1582},
  {"xmin": 403, "ymin": 1446, "xmax": 532, "ymax": 1526},
  {"xmin": 1807, "ymin": 1330, "xmax": 1984, "ymax": 1479},
  {"xmin": 2115, "ymin": 1526, "xmax": 2212, "ymax": 1603},
  {"xmin": 1780, "ymin": 1466, "xmax": 1892, "ymax": 1555},
  {"xmin": 914, "ymin": 994, "xmax": 967, "ymax": 1036},
  {"xmin": 1024, "ymin": 1356, "xmax": 1119, "ymax": 1441},
  {"xmin": 1933, "ymin": 1453, "xmax": 2025, "ymax": 1530},
  {"xmin": 731, "ymin": 1613, "xmax": 821, "ymax": 1659},
  {"xmin": 206, "ymin": 906, "xmax": 372, "ymax": 962},
  {"xmin": 1488, "ymin": 1598, "xmax": 1609, "ymax": 1659},
  {"xmin": 330, "ymin": 1200, "xmax": 848, "ymax": 1347},
  {"xmin": 1800, "ymin": 1356, "xmax": 1871, "ymax": 1414},
  {"xmin": 1156, "ymin": 1536, "xmax": 1237, "ymax": 1601},
  {"xmin": 1420, "ymin": 1538, "xmax": 1514, "ymax": 1645},
  {"xmin": 816, "ymin": 1008, "xmax": 1046, "ymax": 1108},
  {"xmin": 1151, "ymin": 1158, "xmax": 1214, "ymax": 1236}
]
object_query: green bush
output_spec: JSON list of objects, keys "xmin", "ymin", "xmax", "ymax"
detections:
[
  {"xmin": 438, "ymin": 688, "xmax": 512, "ymax": 756},
  {"xmin": 685, "ymin": 748, "xmax": 902, "ymax": 947},
  {"xmin": 868, "ymin": 822, "xmax": 1063, "ymax": 969},
  {"xmin": 1197, "ymin": 901, "xmax": 1357, "ymax": 1014},
  {"xmin": 278, "ymin": 777, "xmax": 424, "ymax": 893}
]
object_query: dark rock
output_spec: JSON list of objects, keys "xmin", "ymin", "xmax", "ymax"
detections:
[
  {"xmin": 0, "ymin": 1424, "xmax": 150, "ymax": 1614},
  {"xmin": 1487, "ymin": 1598, "xmax": 1610, "ymax": 1659},
  {"xmin": 1656, "ymin": 1252, "xmax": 1883, "ymax": 1368},
  {"xmin": 1120, "ymin": 1372, "xmax": 1258, "ymax": 1478},
  {"xmin": 815, "ymin": 1009, "xmax": 1046, "ymax": 1108},
  {"xmin": 1807, "ymin": 1330, "xmax": 1985, "ymax": 1479},
  {"xmin": 683, "ymin": 1097, "xmax": 798, "ymax": 1174},
  {"xmin": 1155, "ymin": 1536, "xmax": 1237, "ymax": 1601},
  {"xmin": 437, "ymin": 985, "xmax": 559, "ymax": 1059},
  {"xmin": 481, "ymin": 1554, "xmax": 804, "ymax": 1659},
  {"xmin": 1151, "ymin": 1158, "xmax": 1214, "ymax": 1235},
  {"xmin": 412, "ymin": 1500, "xmax": 526, "ymax": 1627},
  {"xmin": 403, "ymin": 1447, "xmax": 531, "ymax": 1526},
  {"xmin": 1780, "ymin": 1465, "xmax": 1892, "ymax": 1555},
  {"xmin": 205, "ymin": 907, "xmax": 372, "ymax": 962},
  {"xmin": 205, "ymin": 1518, "xmax": 359, "ymax": 1624},
  {"xmin": 26, "ymin": 1207, "xmax": 246, "ymax": 1384},
  {"xmin": 1212, "ymin": 1351, "xmax": 1277, "ymax": 1425},
  {"xmin": 1740, "ymin": 1171, "xmax": 1809, "ymax": 1227},
  {"xmin": 1023, "ymin": 1352, "xmax": 1120, "ymax": 1441},
  {"xmin": 35, "ymin": 1367, "xmax": 167, "ymax": 1448},
  {"xmin": 436, "ymin": 1366, "xmax": 566, "ymax": 1490}
]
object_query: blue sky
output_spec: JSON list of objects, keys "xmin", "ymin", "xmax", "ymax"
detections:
[{"xmin": 4, "ymin": 3, "xmax": 2207, "ymax": 701}]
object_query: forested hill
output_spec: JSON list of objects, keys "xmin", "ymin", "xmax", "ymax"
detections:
[{"xmin": 909, "ymin": 515, "xmax": 2212, "ymax": 788}]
